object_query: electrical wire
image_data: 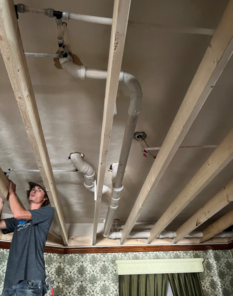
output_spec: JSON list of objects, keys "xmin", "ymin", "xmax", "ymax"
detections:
[
  {"xmin": 139, "ymin": 139, "xmax": 156, "ymax": 159},
  {"xmin": 143, "ymin": 139, "xmax": 156, "ymax": 158}
]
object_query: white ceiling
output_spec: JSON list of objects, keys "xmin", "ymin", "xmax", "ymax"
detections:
[{"xmin": 1, "ymin": 0, "xmax": 233, "ymax": 235}]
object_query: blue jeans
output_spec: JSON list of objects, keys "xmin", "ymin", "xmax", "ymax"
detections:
[{"xmin": 1, "ymin": 280, "xmax": 48, "ymax": 296}]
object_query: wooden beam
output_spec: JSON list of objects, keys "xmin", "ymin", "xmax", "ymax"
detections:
[
  {"xmin": 0, "ymin": 167, "xmax": 25, "ymax": 209},
  {"xmin": 200, "ymin": 209, "xmax": 233, "ymax": 243},
  {"xmin": 92, "ymin": 0, "xmax": 132, "ymax": 245},
  {"xmin": 174, "ymin": 179, "xmax": 233, "ymax": 243},
  {"xmin": 121, "ymin": 0, "xmax": 233, "ymax": 244},
  {"xmin": 0, "ymin": 0, "xmax": 68, "ymax": 245},
  {"xmin": 0, "ymin": 168, "xmax": 9, "ymax": 201},
  {"xmin": 148, "ymin": 129, "xmax": 233, "ymax": 243}
]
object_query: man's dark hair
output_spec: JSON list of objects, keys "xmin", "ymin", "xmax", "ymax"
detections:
[{"xmin": 27, "ymin": 182, "xmax": 50, "ymax": 207}]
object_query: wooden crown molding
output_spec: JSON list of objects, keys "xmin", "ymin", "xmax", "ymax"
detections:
[{"xmin": 0, "ymin": 241, "xmax": 233, "ymax": 254}]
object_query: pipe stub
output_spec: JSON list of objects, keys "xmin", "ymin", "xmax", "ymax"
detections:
[{"xmin": 62, "ymin": 11, "xmax": 70, "ymax": 20}]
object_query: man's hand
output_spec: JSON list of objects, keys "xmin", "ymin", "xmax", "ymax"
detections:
[{"xmin": 8, "ymin": 180, "xmax": 16, "ymax": 196}]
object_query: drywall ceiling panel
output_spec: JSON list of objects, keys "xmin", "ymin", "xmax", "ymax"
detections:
[{"xmin": 0, "ymin": 1, "xmax": 231, "ymax": 233}]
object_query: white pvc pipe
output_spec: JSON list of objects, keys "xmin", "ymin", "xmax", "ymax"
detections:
[
  {"xmin": 24, "ymin": 6, "xmax": 47, "ymax": 15},
  {"xmin": 16, "ymin": 5, "xmax": 215, "ymax": 36},
  {"xmin": 88, "ymin": 184, "xmax": 111, "ymax": 195},
  {"xmin": 146, "ymin": 145, "xmax": 217, "ymax": 151},
  {"xmin": 108, "ymin": 230, "xmax": 233, "ymax": 240},
  {"xmin": 70, "ymin": 152, "xmax": 95, "ymax": 187},
  {"xmin": 59, "ymin": 55, "xmax": 142, "ymax": 237},
  {"xmin": 59, "ymin": 56, "xmax": 85, "ymax": 79},
  {"xmin": 8, "ymin": 168, "xmax": 77, "ymax": 173},
  {"xmin": 69, "ymin": 152, "xmax": 111, "ymax": 195},
  {"xmin": 0, "ymin": 52, "xmax": 59, "ymax": 58},
  {"xmin": 67, "ymin": 13, "xmax": 112, "ymax": 25},
  {"xmin": 118, "ymin": 223, "xmax": 155, "ymax": 230},
  {"xmin": 215, "ymin": 231, "xmax": 233, "ymax": 238}
]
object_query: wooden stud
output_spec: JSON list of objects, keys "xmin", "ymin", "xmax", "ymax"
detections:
[
  {"xmin": 92, "ymin": 0, "xmax": 132, "ymax": 244},
  {"xmin": 200, "ymin": 209, "xmax": 233, "ymax": 243},
  {"xmin": 175, "ymin": 179, "xmax": 233, "ymax": 243},
  {"xmin": 0, "ymin": 168, "xmax": 9, "ymax": 201},
  {"xmin": 121, "ymin": 0, "xmax": 233, "ymax": 244},
  {"xmin": 0, "ymin": 0, "xmax": 68, "ymax": 245},
  {"xmin": 148, "ymin": 128, "xmax": 233, "ymax": 243}
]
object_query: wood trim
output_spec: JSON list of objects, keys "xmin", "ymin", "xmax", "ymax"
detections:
[
  {"xmin": 93, "ymin": 0, "xmax": 132, "ymax": 244},
  {"xmin": 175, "ymin": 179, "xmax": 233, "ymax": 243},
  {"xmin": 121, "ymin": 0, "xmax": 233, "ymax": 244},
  {"xmin": 0, "ymin": 0, "xmax": 68, "ymax": 245},
  {"xmin": 1, "ymin": 241, "xmax": 233, "ymax": 254}
]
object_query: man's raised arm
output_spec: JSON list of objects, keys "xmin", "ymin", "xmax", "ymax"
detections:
[{"xmin": 8, "ymin": 181, "xmax": 31, "ymax": 220}]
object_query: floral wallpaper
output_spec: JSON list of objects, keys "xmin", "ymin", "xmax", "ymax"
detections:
[{"xmin": 0, "ymin": 249, "xmax": 233, "ymax": 296}]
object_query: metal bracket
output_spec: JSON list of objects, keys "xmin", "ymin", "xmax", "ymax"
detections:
[{"xmin": 4, "ymin": 168, "xmax": 13, "ymax": 180}]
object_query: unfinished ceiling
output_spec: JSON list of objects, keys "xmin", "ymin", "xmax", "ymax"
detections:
[{"xmin": 1, "ymin": 0, "xmax": 233, "ymax": 243}]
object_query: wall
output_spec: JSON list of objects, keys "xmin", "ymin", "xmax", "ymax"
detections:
[{"xmin": 0, "ymin": 249, "xmax": 233, "ymax": 296}]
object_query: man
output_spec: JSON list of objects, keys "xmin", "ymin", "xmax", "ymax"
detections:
[{"xmin": 0, "ymin": 180, "xmax": 54, "ymax": 296}]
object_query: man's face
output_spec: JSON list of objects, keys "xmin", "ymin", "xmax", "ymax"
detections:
[{"xmin": 29, "ymin": 186, "xmax": 47, "ymax": 205}]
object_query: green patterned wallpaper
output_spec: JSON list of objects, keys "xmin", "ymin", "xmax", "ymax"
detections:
[{"xmin": 0, "ymin": 249, "xmax": 233, "ymax": 296}]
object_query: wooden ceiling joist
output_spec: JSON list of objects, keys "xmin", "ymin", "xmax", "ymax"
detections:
[
  {"xmin": 121, "ymin": 0, "xmax": 233, "ymax": 244},
  {"xmin": 174, "ymin": 179, "xmax": 233, "ymax": 243},
  {"xmin": 148, "ymin": 128, "xmax": 233, "ymax": 243},
  {"xmin": 92, "ymin": 0, "xmax": 132, "ymax": 245},
  {"xmin": 200, "ymin": 209, "xmax": 233, "ymax": 243},
  {"xmin": 0, "ymin": 0, "xmax": 68, "ymax": 245}
]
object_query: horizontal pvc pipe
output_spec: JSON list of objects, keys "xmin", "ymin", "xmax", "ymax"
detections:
[
  {"xmin": 215, "ymin": 231, "xmax": 233, "ymax": 238},
  {"xmin": 8, "ymin": 168, "xmax": 77, "ymax": 173},
  {"xmin": 68, "ymin": 13, "xmax": 112, "ymax": 25},
  {"xmin": 24, "ymin": 6, "xmax": 47, "ymax": 15},
  {"xmin": 108, "ymin": 230, "xmax": 233, "ymax": 239},
  {"xmin": 0, "ymin": 51, "xmax": 59, "ymax": 58},
  {"xmin": 16, "ymin": 4, "xmax": 215, "ymax": 36},
  {"xmin": 146, "ymin": 145, "xmax": 217, "ymax": 151},
  {"xmin": 87, "ymin": 184, "xmax": 111, "ymax": 195}
]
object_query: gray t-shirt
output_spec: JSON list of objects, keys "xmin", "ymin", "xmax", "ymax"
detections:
[{"xmin": 2, "ymin": 206, "xmax": 54, "ymax": 289}]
